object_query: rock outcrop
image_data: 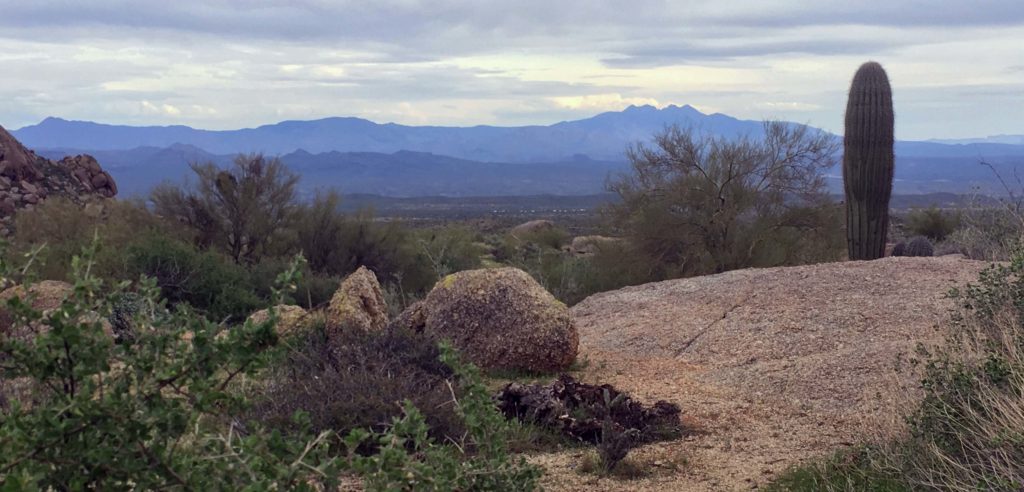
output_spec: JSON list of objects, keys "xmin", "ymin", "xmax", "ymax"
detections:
[
  {"xmin": 247, "ymin": 304, "xmax": 310, "ymax": 337},
  {"xmin": 400, "ymin": 267, "xmax": 578, "ymax": 373},
  {"xmin": 326, "ymin": 266, "xmax": 388, "ymax": 335},
  {"xmin": 510, "ymin": 219, "xmax": 555, "ymax": 236},
  {"xmin": 568, "ymin": 235, "xmax": 622, "ymax": 256},
  {"xmin": 0, "ymin": 125, "xmax": 117, "ymax": 235},
  {"xmin": 531, "ymin": 256, "xmax": 991, "ymax": 491}
]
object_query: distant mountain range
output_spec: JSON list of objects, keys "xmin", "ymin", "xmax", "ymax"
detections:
[
  {"xmin": 929, "ymin": 135, "xmax": 1024, "ymax": 146},
  {"xmin": 33, "ymin": 145, "xmax": 627, "ymax": 197},
  {"xmin": 12, "ymin": 105, "xmax": 1024, "ymax": 197}
]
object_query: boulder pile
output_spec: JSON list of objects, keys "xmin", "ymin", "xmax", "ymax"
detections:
[{"xmin": 0, "ymin": 125, "xmax": 117, "ymax": 235}]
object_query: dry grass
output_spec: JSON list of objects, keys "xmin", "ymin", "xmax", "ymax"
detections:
[{"xmin": 897, "ymin": 309, "xmax": 1024, "ymax": 491}]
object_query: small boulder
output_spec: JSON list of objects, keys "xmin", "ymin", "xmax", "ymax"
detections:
[
  {"xmin": 510, "ymin": 219, "xmax": 555, "ymax": 236},
  {"xmin": 326, "ymin": 266, "xmax": 388, "ymax": 335},
  {"xmin": 247, "ymin": 304, "xmax": 309, "ymax": 337},
  {"xmin": 0, "ymin": 280, "xmax": 74, "ymax": 315},
  {"xmin": 418, "ymin": 267, "xmax": 578, "ymax": 373},
  {"xmin": 0, "ymin": 280, "xmax": 75, "ymax": 339},
  {"xmin": 388, "ymin": 300, "xmax": 427, "ymax": 333},
  {"xmin": 569, "ymin": 235, "xmax": 622, "ymax": 256}
]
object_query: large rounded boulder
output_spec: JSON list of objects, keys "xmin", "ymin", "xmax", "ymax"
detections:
[
  {"xmin": 247, "ymin": 304, "xmax": 309, "ymax": 338},
  {"xmin": 326, "ymin": 266, "xmax": 388, "ymax": 335},
  {"xmin": 416, "ymin": 267, "xmax": 577, "ymax": 373}
]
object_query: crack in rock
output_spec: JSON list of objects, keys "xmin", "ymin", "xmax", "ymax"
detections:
[{"xmin": 674, "ymin": 288, "xmax": 754, "ymax": 357}]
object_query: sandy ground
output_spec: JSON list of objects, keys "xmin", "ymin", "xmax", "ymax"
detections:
[{"xmin": 530, "ymin": 256, "xmax": 990, "ymax": 491}]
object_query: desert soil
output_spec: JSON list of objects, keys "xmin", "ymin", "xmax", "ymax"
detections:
[{"xmin": 530, "ymin": 256, "xmax": 990, "ymax": 491}]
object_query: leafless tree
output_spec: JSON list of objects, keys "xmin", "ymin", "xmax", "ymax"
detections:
[
  {"xmin": 152, "ymin": 153, "xmax": 298, "ymax": 264},
  {"xmin": 606, "ymin": 121, "xmax": 842, "ymax": 275}
]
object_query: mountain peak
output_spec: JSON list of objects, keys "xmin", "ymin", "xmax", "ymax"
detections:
[{"xmin": 624, "ymin": 104, "xmax": 657, "ymax": 113}]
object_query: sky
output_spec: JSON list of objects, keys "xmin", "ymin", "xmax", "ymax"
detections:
[{"xmin": 0, "ymin": 0, "xmax": 1022, "ymax": 140}]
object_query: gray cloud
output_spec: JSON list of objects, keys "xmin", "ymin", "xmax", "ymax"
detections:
[{"xmin": 0, "ymin": 0, "xmax": 1021, "ymax": 138}]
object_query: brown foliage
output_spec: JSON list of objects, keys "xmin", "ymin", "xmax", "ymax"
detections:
[{"xmin": 152, "ymin": 153, "xmax": 298, "ymax": 264}]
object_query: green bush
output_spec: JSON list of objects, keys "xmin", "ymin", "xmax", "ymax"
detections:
[
  {"xmin": 343, "ymin": 344, "xmax": 542, "ymax": 491},
  {"xmin": 247, "ymin": 257, "xmax": 339, "ymax": 309},
  {"xmin": 1, "ymin": 243, "xmax": 542, "ymax": 490},
  {"xmin": 765, "ymin": 447, "xmax": 909, "ymax": 492},
  {"xmin": 413, "ymin": 225, "xmax": 486, "ymax": 278},
  {"xmin": 904, "ymin": 206, "xmax": 960, "ymax": 242},
  {"xmin": 121, "ymin": 234, "xmax": 264, "ymax": 322},
  {"xmin": 0, "ymin": 251, "xmax": 342, "ymax": 490},
  {"xmin": 9, "ymin": 198, "xmax": 183, "ymax": 281},
  {"xmin": 940, "ymin": 207, "xmax": 1021, "ymax": 261}
]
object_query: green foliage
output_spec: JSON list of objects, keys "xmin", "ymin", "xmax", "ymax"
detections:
[
  {"xmin": 843, "ymin": 61, "xmax": 895, "ymax": 260},
  {"xmin": 493, "ymin": 230, "xmax": 651, "ymax": 305},
  {"xmin": 121, "ymin": 234, "xmax": 263, "ymax": 322},
  {"xmin": 0, "ymin": 247, "xmax": 342, "ymax": 490},
  {"xmin": 414, "ymin": 225, "xmax": 486, "ymax": 279},
  {"xmin": 342, "ymin": 344, "xmax": 542, "ymax": 491},
  {"xmin": 606, "ymin": 121, "xmax": 842, "ymax": 277},
  {"xmin": 9, "ymin": 197, "xmax": 183, "ymax": 281},
  {"xmin": 905, "ymin": 206, "xmax": 960, "ymax": 242},
  {"xmin": 765, "ymin": 447, "xmax": 910, "ymax": 492},
  {"xmin": 247, "ymin": 257, "xmax": 340, "ymax": 309},
  {"xmin": 942, "ymin": 207, "xmax": 1022, "ymax": 261}
]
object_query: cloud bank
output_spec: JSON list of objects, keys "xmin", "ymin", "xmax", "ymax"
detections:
[{"xmin": 0, "ymin": 0, "xmax": 1021, "ymax": 139}]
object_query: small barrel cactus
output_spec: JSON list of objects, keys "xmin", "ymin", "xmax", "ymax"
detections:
[
  {"xmin": 108, "ymin": 292, "xmax": 144, "ymax": 343},
  {"xmin": 891, "ymin": 242, "xmax": 907, "ymax": 257},
  {"xmin": 905, "ymin": 236, "xmax": 934, "ymax": 257}
]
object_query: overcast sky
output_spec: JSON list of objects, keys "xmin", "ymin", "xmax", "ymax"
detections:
[{"xmin": 1, "ymin": 0, "xmax": 1022, "ymax": 140}]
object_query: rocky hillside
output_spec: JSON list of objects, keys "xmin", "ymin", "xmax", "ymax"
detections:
[
  {"xmin": 0, "ymin": 125, "xmax": 117, "ymax": 236},
  {"xmin": 534, "ymin": 255, "xmax": 990, "ymax": 491}
]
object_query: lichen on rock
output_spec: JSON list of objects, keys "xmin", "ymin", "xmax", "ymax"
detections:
[{"xmin": 405, "ymin": 267, "xmax": 578, "ymax": 373}]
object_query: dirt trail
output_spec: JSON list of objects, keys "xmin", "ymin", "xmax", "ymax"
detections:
[{"xmin": 531, "ymin": 256, "xmax": 989, "ymax": 491}]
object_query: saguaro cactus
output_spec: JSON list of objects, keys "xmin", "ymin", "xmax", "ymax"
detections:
[{"xmin": 843, "ymin": 61, "xmax": 894, "ymax": 260}]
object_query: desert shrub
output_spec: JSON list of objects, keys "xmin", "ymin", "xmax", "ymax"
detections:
[
  {"xmin": 496, "ymin": 236, "xmax": 657, "ymax": 305},
  {"xmin": 414, "ymin": 225, "xmax": 486, "ymax": 278},
  {"xmin": 151, "ymin": 153, "xmax": 298, "ymax": 264},
  {"xmin": 343, "ymin": 344, "xmax": 542, "ymax": 491},
  {"xmin": 247, "ymin": 258, "xmax": 339, "ymax": 309},
  {"xmin": 9, "ymin": 197, "xmax": 182, "ymax": 281},
  {"xmin": 251, "ymin": 322, "xmax": 465, "ymax": 445},
  {"xmin": 121, "ymin": 234, "xmax": 263, "ymax": 322},
  {"xmin": 904, "ymin": 206, "xmax": 960, "ymax": 242},
  {"xmin": 765, "ymin": 447, "xmax": 909, "ymax": 492},
  {"xmin": 325, "ymin": 211, "xmax": 436, "ymax": 295},
  {"xmin": 0, "ymin": 250, "xmax": 343, "ymax": 490},
  {"xmin": 896, "ymin": 255, "xmax": 1024, "ymax": 490},
  {"xmin": 1, "ymin": 242, "xmax": 540, "ymax": 490},
  {"xmin": 512, "ymin": 225, "xmax": 571, "ymax": 251},
  {"xmin": 577, "ymin": 450, "xmax": 648, "ymax": 480},
  {"xmin": 606, "ymin": 121, "xmax": 843, "ymax": 277},
  {"xmin": 291, "ymin": 190, "xmax": 346, "ymax": 274},
  {"xmin": 942, "ymin": 207, "xmax": 1022, "ymax": 261}
]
